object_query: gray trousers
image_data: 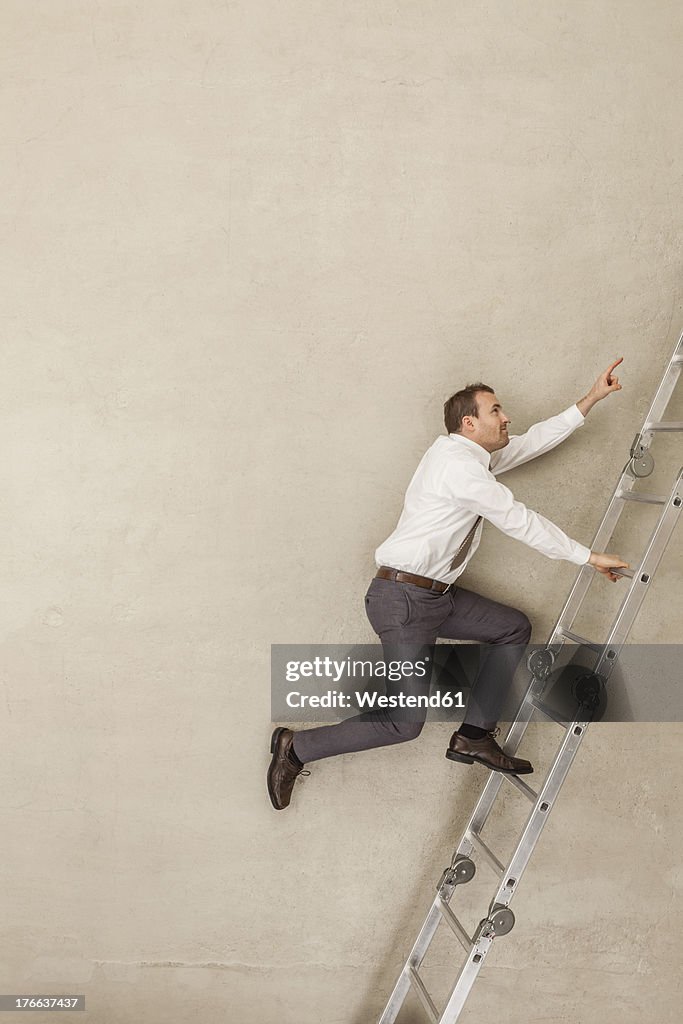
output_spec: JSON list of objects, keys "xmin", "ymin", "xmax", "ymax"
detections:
[{"xmin": 292, "ymin": 577, "xmax": 532, "ymax": 765}]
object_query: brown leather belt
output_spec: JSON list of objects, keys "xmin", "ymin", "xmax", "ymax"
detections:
[{"xmin": 376, "ymin": 565, "xmax": 451, "ymax": 593}]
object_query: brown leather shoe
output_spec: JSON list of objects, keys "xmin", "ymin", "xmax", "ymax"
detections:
[
  {"xmin": 445, "ymin": 728, "xmax": 533, "ymax": 775},
  {"xmin": 267, "ymin": 727, "xmax": 310, "ymax": 810}
]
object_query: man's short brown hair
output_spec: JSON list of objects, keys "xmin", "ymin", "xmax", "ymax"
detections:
[{"xmin": 444, "ymin": 383, "xmax": 494, "ymax": 434}]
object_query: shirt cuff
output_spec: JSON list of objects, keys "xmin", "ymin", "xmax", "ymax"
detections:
[
  {"xmin": 567, "ymin": 403, "xmax": 586, "ymax": 425},
  {"xmin": 569, "ymin": 542, "xmax": 592, "ymax": 565}
]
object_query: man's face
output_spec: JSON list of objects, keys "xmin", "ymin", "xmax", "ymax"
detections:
[{"xmin": 461, "ymin": 392, "xmax": 511, "ymax": 453}]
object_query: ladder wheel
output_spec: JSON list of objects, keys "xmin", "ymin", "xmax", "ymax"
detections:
[
  {"xmin": 489, "ymin": 906, "xmax": 515, "ymax": 936},
  {"xmin": 630, "ymin": 451, "xmax": 654, "ymax": 478},
  {"xmin": 527, "ymin": 648, "xmax": 554, "ymax": 680},
  {"xmin": 571, "ymin": 672, "xmax": 606, "ymax": 719},
  {"xmin": 453, "ymin": 857, "xmax": 475, "ymax": 885}
]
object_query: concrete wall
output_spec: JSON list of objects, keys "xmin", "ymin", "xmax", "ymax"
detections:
[{"xmin": 1, "ymin": 1, "xmax": 682, "ymax": 1021}]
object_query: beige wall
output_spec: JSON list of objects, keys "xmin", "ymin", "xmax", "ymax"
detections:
[{"xmin": 2, "ymin": 2, "xmax": 682, "ymax": 1022}]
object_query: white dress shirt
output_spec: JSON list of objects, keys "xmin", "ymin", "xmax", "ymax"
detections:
[{"xmin": 375, "ymin": 403, "xmax": 592, "ymax": 584}]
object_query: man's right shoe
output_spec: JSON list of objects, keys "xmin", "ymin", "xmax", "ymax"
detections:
[
  {"xmin": 267, "ymin": 727, "xmax": 310, "ymax": 810},
  {"xmin": 445, "ymin": 728, "xmax": 534, "ymax": 775}
]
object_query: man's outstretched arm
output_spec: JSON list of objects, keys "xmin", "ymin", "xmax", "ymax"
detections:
[
  {"xmin": 442, "ymin": 460, "xmax": 629, "ymax": 581},
  {"xmin": 490, "ymin": 357, "xmax": 623, "ymax": 476}
]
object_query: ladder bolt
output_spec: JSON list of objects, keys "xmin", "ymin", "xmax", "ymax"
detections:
[
  {"xmin": 674, "ymin": 496, "xmax": 682, "ymax": 507},
  {"xmin": 540, "ymin": 802, "xmax": 550, "ymax": 812},
  {"xmin": 472, "ymin": 954, "xmax": 482, "ymax": 964},
  {"xmin": 574, "ymin": 726, "xmax": 583, "ymax": 735},
  {"xmin": 640, "ymin": 573, "xmax": 650, "ymax": 583},
  {"xmin": 506, "ymin": 878, "xmax": 516, "ymax": 887},
  {"xmin": 606, "ymin": 650, "xmax": 616, "ymax": 660}
]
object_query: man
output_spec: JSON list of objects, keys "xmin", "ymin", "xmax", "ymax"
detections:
[{"xmin": 268, "ymin": 359, "xmax": 628, "ymax": 810}]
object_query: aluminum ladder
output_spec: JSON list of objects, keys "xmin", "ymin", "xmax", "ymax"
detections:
[{"xmin": 377, "ymin": 331, "xmax": 683, "ymax": 1024}]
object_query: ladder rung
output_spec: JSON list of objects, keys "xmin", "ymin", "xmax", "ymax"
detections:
[
  {"xmin": 670, "ymin": 354, "xmax": 683, "ymax": 364},
  {"xmin": 436, "ymin": 896, "xmax": 473, "ymax": 952},
  {"xmin": 617, "ymin": 490, "xmax": 667, "ymax": 505},
  {"xmin": 611, "ymin": 566, "xmax": 635, "ymax": 578},
  {"xmin": 501, "ymin": 771, "xmax": 539, "ymax": 802},
  {"xmin": 644, "ymin": 421, "xmax": 683, "ymax": 431},
  {"xmin": 466, "ymin": 830, "xmax": 505, "ymax": 878},
  {"xmin": 526, "ymin": 695, "xmax": 570, "ymax": 727},
  {"xmin": 407, "ymin": 967, "xmax": 439, "ymax": 1023},
  {"xmin": 557, "ymin": 628, "xmax": 603, "ymax": 652}
]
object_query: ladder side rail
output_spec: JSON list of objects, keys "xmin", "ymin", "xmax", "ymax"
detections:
[
  {"xmin": 469, "ymin": 472, "xmax": 683, "ymax": 927},
  {"xmin": 431, "ymin": 466, "xmax": 683, "ymax": 1020},
  {"xmin": 377, "ymin": 899, "xmax": 456, "ymax": 1024},
  {"xmin": 551, "ymin": 330, "xmax": 682, "ymax": 642},
  {"xmin": 460, "ymin": 347, "xmax": 683, "ymax": 831},
  {"xmin": 436, "ymin": 719, "xmax": 591, "ymax": 1024},
  {"xmin": 455, "ymin": 466, "xmax": 682, "ymax": 842},
  {"xmin": 408, "ymin": 968, "xmax": 439, "ymax": 1024},
  {"xmin": 550, "ymin": 470, "xmax": 637, "ymax": 644},
  {"xmin": 638, "ymin": 331, "xmax": 683, "ymax": 447},
  {"xmin": 595, "ymin": 469, "xmax": 683, "ymax": 666},
  {"xmin": 455, "ymin": 661, "xmax": 569, "ymax": 844},
  {"xmin": 381, "ymin": 637, "xmax": 579, "ymax": 1022},
  {"xmin": 438, "ymin": 933, "xmax": 496, "ymax": 1024},
  {"xmin": 488, "ymin": 719, "xmax": 590, "ymax": 909},
  {"xmin": 642, "ymin": 328, "xmax": 683, "ymax": 424}
]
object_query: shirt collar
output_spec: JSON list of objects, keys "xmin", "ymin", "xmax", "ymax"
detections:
[{"xmin": 447, "ymin": 432, "xmax": 491, "ymax": 468}]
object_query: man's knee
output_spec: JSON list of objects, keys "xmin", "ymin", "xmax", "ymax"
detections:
[
  {"xmin": 391, "ymin": 720, "xmax": 424, "ymax": 744},
  {"xmin": 501, "ymin": 610, "xmax": 532, "ymax": 644}
]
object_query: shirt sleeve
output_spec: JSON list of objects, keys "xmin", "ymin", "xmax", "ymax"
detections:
[
  {"xmin": 439, "ymin": 458, "xmax": 592, "ymax": 565},
  {"xmin": 489, "ymin": 404, "xmax": 585, "ymax": 476}
]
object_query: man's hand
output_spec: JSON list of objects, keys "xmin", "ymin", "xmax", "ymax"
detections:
[
  {"xmin": 577, "ymin": 357, "xmax": 623, "ymax": 416},
  {"xmin": 589, "ymin": 551, "xmax": 630, "ymax": 582}
]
